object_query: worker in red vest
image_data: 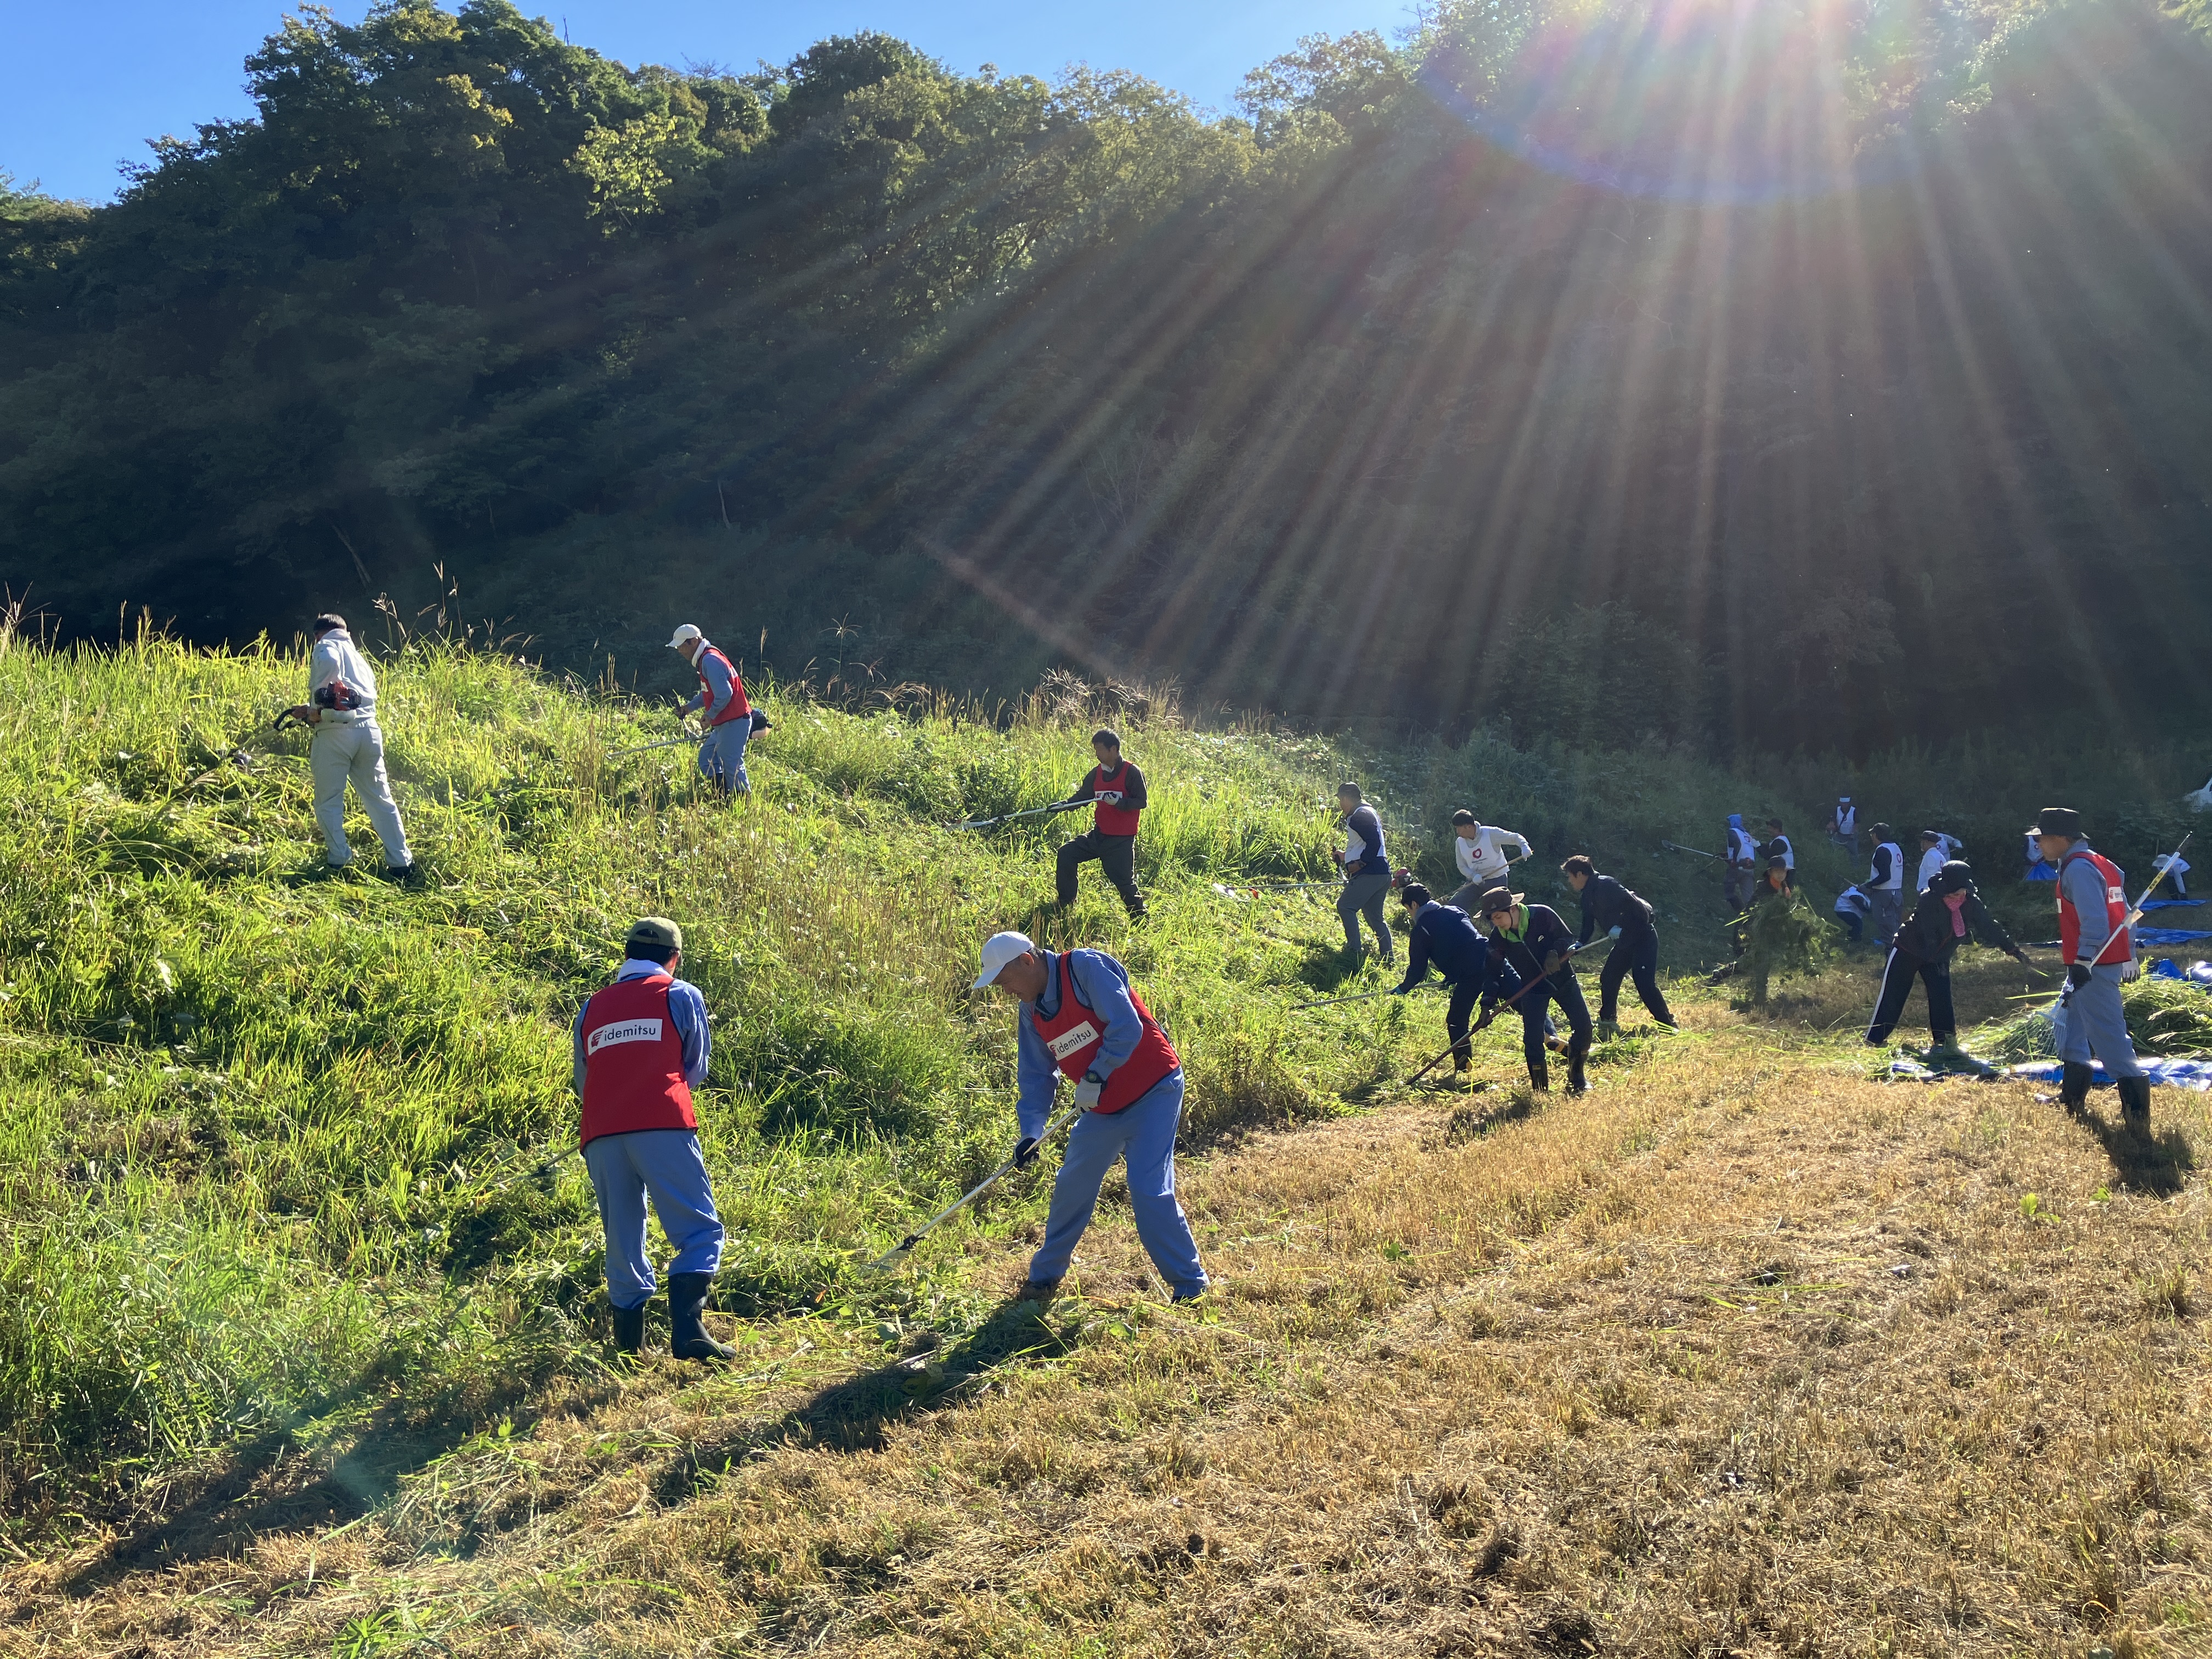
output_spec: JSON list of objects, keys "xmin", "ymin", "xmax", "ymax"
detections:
[
  {"xmin": 2031, "ymin": 808, "xmax": 2149, "ymax": 1127},
  {"xmin": 572, "ymin": 917, "xmax": 735, "ymax": 1360},
  {"xmin": 972, "ymin": 932, "xmax": 1206, "ymax": 1303},
  {"xmin": 1054, "ymin": 728, "xmax": 1148, "ymax": 918},
  {"xmin": 668, "ymin": 623, "xmax": 752, "ymax": 798}
]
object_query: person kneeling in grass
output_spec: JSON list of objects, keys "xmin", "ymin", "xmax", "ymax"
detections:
[
  {"xmin": 973, "ymin": 932, "xmax": 1207, "ymax": 1305},
  {"xmin": 1863, "ymin": 862, "xmax": 2030, "ymax": 1052},
  {"xmin": 574, "ymin": 917, "xmax": 735, "ymax": 1361}
]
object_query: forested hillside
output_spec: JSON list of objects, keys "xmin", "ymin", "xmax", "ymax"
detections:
[{"xmin": 4, "ymin": 0, "xmax": 2211, "ymax": 753}]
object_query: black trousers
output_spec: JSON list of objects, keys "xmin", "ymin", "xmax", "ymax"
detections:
[
  {"xmin": 1445, "ymin": 978, "xmax": 1484, "ymax": 1067},
  {"xmin": 1596, "ymin": 924, "xmax": 1673, "ymax": 1025},
  {"xmin": 1057, "ymin": 828, "xmax": 1144, "ymax": 913},
  {"xmin": 1514, "ymin": 972, "xmax": 1593, "ymax": 1071},
  {"xmin": 1866, "ymin": 949, "xmax": 1954, "ymax": 1044}
]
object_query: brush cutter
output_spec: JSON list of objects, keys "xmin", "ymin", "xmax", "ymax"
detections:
[
  {"xmin": 1659, "ymin": 840, "xmax": 1723, "ymax": 861},
  {"xmin": 607, "ymin": 732, "xmax": 703, "ymax": 759},
  {"xmin": 955, "ymin": 800, "xmax": 1082, "ymax": 832},
  {"xmin": 2049, "ymin": 831, "xmax": 2193, "ymax": 1014},
  {"xmin": 862, "ymin": 1101, "xmax": 1083, "ymax": 1273}
]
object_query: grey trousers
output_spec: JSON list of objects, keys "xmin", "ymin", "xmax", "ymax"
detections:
[
  {"xmin": 1449, "ymin": 879, "xmax": 1509, "ymax": 912},
  {"xmin": 2054, "ymin": 964, "xmax": 2146, "ymax": 1079},
  {"xmin": 310, "ymin": 719, "xmax": 411, "ymax": 868},
  {"xmin": 1338, "ymin": 871, "xmax": 1394, "ymax": 962},
  {"xmin": 1870, "ymin": 887, "xmax": 1903, "ymax": 946}
]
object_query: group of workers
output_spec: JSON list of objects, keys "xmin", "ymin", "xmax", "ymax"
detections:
[{"xmin": 293, "ymin": 610, "xmax": 2167, "ymax": 1359}]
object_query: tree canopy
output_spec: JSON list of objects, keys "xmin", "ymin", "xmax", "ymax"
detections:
[{"xmin": 4, "ymin": 0, "xmax": 2210, "ymax": 754}]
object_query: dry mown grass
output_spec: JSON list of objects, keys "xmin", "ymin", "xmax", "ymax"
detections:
[{"xmin": 6, "ymin": 978, "xmax": 2210, "ymax": 1657}]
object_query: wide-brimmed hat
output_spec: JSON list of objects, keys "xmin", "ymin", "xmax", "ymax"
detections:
[
  {"xmin": 1477, "ymin": 889, "xmax": 1522, "ymax": 916},
  {"xmin": 2027, "ymin": 807, "xmax": 2082, "ymax": 840}
]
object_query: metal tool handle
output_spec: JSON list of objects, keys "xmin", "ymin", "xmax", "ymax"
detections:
[{"xmin": 862, "ymin": 1101, "xmax": 1084, "ymax": 1272}]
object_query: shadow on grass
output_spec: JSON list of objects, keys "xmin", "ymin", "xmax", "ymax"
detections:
[
  {"xmin": 2080, "ymin": 1099, "xmax": 2194, "ymax": 1198},
  {"xmin": 652, "ymin": 1298, "xmax": 1074, "ymax": 1501}
]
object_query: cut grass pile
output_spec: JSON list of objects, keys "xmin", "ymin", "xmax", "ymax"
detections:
[{"xmin": 3, "ymin": 625, "xmax": 2210, "ymax": 1655}]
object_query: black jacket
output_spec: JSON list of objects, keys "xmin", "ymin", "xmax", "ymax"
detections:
[
  {"xmin": 1895, "ymin": 887, "xmax": 2019, "ymax": 963},
  {"xmin": 1483, "ymin": 903, "xmax": 1576, "ymax": 1006},
  {"xmin": 1577, "ymin": 874, "xmax": 1655, "ymax": 943},
  {"xmin": 1396, "ymin": 902, "xmax": 1502, "ymax": 992}
]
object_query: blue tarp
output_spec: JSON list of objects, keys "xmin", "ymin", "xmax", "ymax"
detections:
[
  {"xmin": 2141, "ymin": 899, "xmax": 2204, "ymax": 911},
  {"xmin": 2148, "ymin": 958, "xmax": 2212, "ymax": 986},
  {"xmin": 2135, "ymin": 928, "xmax": 2212, "ymax": 946},
  {"xmin": 2008, "ymin": 1057, "xmax": 2212, "ymax": 1090}
]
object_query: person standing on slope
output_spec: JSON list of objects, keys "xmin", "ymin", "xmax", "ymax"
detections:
[
  {"xmin": 1390, "ymin": 883, "xmax": 1506, "ymax": 1083},
  {"xmin": 1334, "ymin": 782, "xmax": 1395, "ymax": 966},
  {"xmin": 1475, "ymin": 887, "xmax": 1594, "ymax": 1093},
  {"xmin": 668, "ymin": 623, "xmax": 753, "ymax": 799},
  {"xmin": 1724, "ymin": 814, "xmax": 1759, "ymax": 912},
  {"xmin": 1447, "ymin": 810, "xmax": 1534, "ymax": 912},
  {"xmin": 1863, "ymin": 862, "xmax": 2030, "ymax": 1049},
  {"xmin": 1054, "ymin": 728, "xmax": 1149, "ymax": 919},
  {"xmin": 1759, "ymin": 818, "xmax": 1796, "ymax": 885},
  {"xmin": 283, "ymin": 613, "xmax": 416, "ymax": 881},
  {"xmin": 973, "ymin": 932, "xmax": 1206, "ymax": 1303},
  {"xmin": 1866, "ymin": 822, "xmax": 1906, "ymax": 946},
  {"xmin": 1562, "ymin": 855, "xmax": 1675, "ymax": 1031},
  {"xmin": 2032, "ymin": 808, "xmax": 2152, "ymax": 1128},
  {"xmin": 1915, "ymin": 828, "xmax": 1948, "ymax": 894},
  {"xmin": 574, "ymin": 917, "xmax": 734, "ymax": 1362},
  {"xmin": 1827, "ymin": 795, "xmax": 1859, "ymax": 853}
]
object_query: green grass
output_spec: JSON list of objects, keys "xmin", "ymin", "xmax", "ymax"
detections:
[{"xmin": 2, "ymin": 619, "xmax": 2202, "ymax": 1529}]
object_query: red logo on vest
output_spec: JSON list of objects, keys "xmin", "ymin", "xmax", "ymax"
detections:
[
  {"xmin": 1029, "ymin": 954, "xmax": 1179, "ymax": 1113},
  {"xmin": 693, "ymin": 645, "xmax": 752, "ymax": 726},
  {"xmin": 1087, "ymin": 761, "xmax": 1141, "ymax": 836},
  {"xmin": 2058, "ymin": 848, "xmax": 2132, "ymax": 968},
  {"xmin": 579, "ymin": 974, "xmax": 699, "ymax": 1146}
]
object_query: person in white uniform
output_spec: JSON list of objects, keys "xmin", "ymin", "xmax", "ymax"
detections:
[
  {"xmin": 1446, "ymin": 810, "xmax": 1533, "ymax": 911},
  {"xmin": 284, "ymin": 613, "xmax": 415, "ymax": 879},
  {"xmin": 1915, "ymin": 829, "xmax": 1947, "ymax": 894}
]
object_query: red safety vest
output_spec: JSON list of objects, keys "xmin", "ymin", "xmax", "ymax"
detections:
[
  {"xmin": 1030, "ymin": 953, "xmax": 1180, "ymax": 1113},
  {"xmin": 1087, "ymin": 761, "xmax": 1141, "ymax": 836},
  {"xmin": 2058, "ymin": 847, "xmax": 2132, "ymax": 968},
  {"xmin": 693, "ymin": 644, "xmax": 751, "ymax": 726},
  {"xmin": 578, "ymin": 974, "xmax": 699, "ymax": 1146}
]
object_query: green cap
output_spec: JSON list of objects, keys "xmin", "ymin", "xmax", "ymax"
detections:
[{"xmin": 624, "ymin": 916, "xmax": 683, "ymax": 953}]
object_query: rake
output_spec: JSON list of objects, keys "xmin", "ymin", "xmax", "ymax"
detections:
[{"xmin": 863, "ymin": 1102, "xmax": 1083, "ymax": 1273}]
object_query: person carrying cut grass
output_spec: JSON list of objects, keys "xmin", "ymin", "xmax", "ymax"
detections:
[
  {"xmin": 1055, "ymin": 729, "xmax": 1148, "ymax": 919},
  {"xmin": 972, "ymin": 931, "xmax": 1206, "ymax": 1305},
  {"xmin": 282, "ymin": 613, "xmax": 415, "ymax": 881},
  {"xmin": 1864, "ymin": 861, "xmax": 2030, "ymax": 1051},
  {"xmin": 1474, "ymin": 888, "xmax": 1593, "ymax": 1093},
  {"xmin": 573, "ymin": 917, "xmax": 735, "ymax": 1362}
]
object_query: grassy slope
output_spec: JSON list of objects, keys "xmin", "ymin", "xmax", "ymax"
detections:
[{"xmin": 1, "ymin": 631, "xmax": 2208, "ymax": 1655}]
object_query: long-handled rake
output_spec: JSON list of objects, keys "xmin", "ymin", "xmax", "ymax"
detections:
[
  {"xmin": 1403, "ymin": 941, "xmax": 1596, "ymax": 1086},
  {"xmin": 862, "ymin": 1102, "xmax": 1082, "ymax": 1273}
]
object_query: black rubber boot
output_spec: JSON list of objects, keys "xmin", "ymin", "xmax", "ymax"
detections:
[
  {"xmin": 1566, "ymin": 1035, "xmax": 1590, "ymax": 1094},
  {"xmin": 668, "ymin": 1272, "xmax": 735, "ymax": 1362},
  {"xmin": 2119, "ymin": 1075, "xmax": 2152, "ymax": 1134},
  {"xmin": 2059, "ymin": 1062, "xmax": 2094, "ymax": 1114},
  {"xmin": 1528, "ymin": 1056, "xmax": 1550, "ymax": 1092},
  {"xmin": 612, "ymin": 1304, "xmax": 645, "ymax": 1355},
  {"xmin": 1019, "ymin": 1277, "xmax": 1062, "ymax": 1304}
]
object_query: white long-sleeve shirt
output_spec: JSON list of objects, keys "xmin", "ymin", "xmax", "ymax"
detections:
[
  {"xmin": 1455, "ymin": 826, "xmax": 1532, "ymax": 885},
  {"xmin": 1916, "ymin": 845, "xmax": 1946, "ymax": 893},
  {"xmin": 308, "ymin": 627, "xmax": 380, "ymax": 718}
]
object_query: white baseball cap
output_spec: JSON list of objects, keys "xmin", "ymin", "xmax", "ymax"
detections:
[
  {"xmin": 972, "ymin": 931, "xmax": 1037, "ymax": 990},
  {"xmin": 667, "ymin": 623, "xmax": 703, "ymax": 650}
]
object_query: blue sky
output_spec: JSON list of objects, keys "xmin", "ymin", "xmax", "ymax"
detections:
[{"xmin": 4, "ymin": 0, "xmax": 1415, "ymax": 204}]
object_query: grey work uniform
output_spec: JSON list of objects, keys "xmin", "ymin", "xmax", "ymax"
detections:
[{"xmin": 308, "ymin": 628, "xmax": 411, "ymax": 870}]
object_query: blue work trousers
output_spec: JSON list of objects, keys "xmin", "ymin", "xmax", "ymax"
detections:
[
  {"xmin": 583, "ymin": 1128, "xmax": 727, "ymax": 1310},
  {"xmin": 1029, "ymin": 1070, "xmax": 1206, "ymax": 1296},
  {"xmin": 2053, "ymin": 964, "xmax": 2146, "ymax": 1080},
  {"xmin": 698, "ymin": 719, "xmax": 751, "ymax": 797}
]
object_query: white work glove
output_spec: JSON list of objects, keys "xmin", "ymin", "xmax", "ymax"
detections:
[
  {"xmin": 1608, "ymin": 926, "xmax": 1622, "ymax": 939},
  {"xmin": 1098, "ymin": 791, "xmax": 1123, "ymax": 805},
  {"xmin": 1074, "ymin": 1076, "xmax": 1104, "ymax": 1111}
]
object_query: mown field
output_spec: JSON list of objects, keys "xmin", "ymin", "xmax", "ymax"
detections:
[{"xmin": 2, "ymin": 624, "xmax": 2208, "ymax": 1656}]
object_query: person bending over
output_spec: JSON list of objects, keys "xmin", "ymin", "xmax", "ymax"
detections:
[
  {"xmin": 1475, "ymin": 888, "xmax": 1594, "ymax": 1093},
  {"xmin": 1863, "ymin": 862, "xmax": 2029, "ymax": 1050}
]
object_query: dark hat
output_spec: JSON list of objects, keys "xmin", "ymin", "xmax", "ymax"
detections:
[
  {"xmin": 1477, "ymin": 889, "xmax": 1521, "ymax": 915},
  {"xmin": 1870, "ymin": 821, "xmax": 1893, "ymax": 839},
  {"xmin": 312, "ymin": 613, "xmax": 347, "ymax": 634},
  {"xmin": 623, "ymin": 916, "xmax": 684, "ymax": 953},
  {"xmin": 1928, "ymin": 860, "xmax": 1974, "ymax": 895},
  {"xmin": 2027, "ymin": 807, "xmax": 2082, "ymax": 840},
  {"xmin": 1918, "ymin": 828, "xmax": 1942, "ymax": 843}
]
